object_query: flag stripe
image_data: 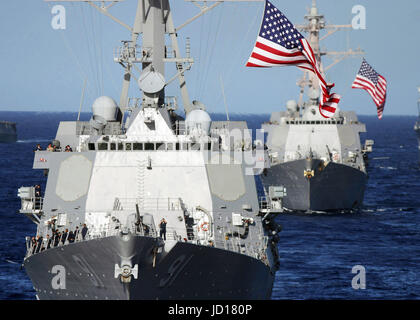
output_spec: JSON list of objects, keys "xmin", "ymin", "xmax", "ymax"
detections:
[
  {"xmin": 351, "ymin": 58, "xmax": 387, "ymax": 119},
  {"xmin": 352, "ymin": 76, "xmax": 386, "ymax": 102},
  {"xmin": 255, "ymin": 40, "xmax": 304, "ymax": 58}
]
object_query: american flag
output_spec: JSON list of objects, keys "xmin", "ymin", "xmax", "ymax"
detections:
[
  {"xmin": 246, "ymin": 0, "xmax": 340, "ymax": 118},
  {"xmin": 352, "ymin": 59, "xmax": 387, "ymax": 119}
]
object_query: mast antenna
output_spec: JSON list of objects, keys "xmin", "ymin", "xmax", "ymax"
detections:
[
  {"xmin": 77, "ymin": 78, "xmax": 87, "ymax": 121},
  {"xmin": 220, "ymin": 76, "xmax": 230, "ymax": 121}
]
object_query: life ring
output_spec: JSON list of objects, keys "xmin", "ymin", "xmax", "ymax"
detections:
[{"xmin": 200, "ymin": 222, "xmax": 209, "ymax": 232}]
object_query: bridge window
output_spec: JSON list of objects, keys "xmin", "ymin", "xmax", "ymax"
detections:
[
  {"xmin": 156, "ymin": 143, "xmax": 164, "ymax": 151},
  {"xmin": 125, "ymin": 143, "xmax": 132, "ymax": 151},
  {"xmin": 145, "ymin": 143, "xmax": 154, "ymax": 150},
  {"xmin": 133, "ymin": 143, "xmax": 143, "ymax": 150},
  {"xmin": 88, "ymin": 143, "xmax": 95, "ymax": 151},
  {"xmin": 98, "ymin": 143, "xmax": 108, "ymax": 151},
  {"xmin": 110, "ymin": 143, "xmax": 116, "ymax": 150}
]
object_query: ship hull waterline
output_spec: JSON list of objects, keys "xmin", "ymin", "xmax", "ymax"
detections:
[
  {"xmin": 261, "ymin": 158, "xmax": 367, "ymax": 212},
  {"xmin": 24, "ymin": 235, "xmax": 274, "ymax": 300}
]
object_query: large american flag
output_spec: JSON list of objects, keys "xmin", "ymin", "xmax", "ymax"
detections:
[
  {"xmin": 246, "ymin": 0, "xmax": 340, "ymax": 118},
  {"xmin": 352, "ymin": 59, "xmax": 387, "ymax": 119}
]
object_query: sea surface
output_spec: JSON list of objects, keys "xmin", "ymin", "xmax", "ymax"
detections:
[{"xmin": 0, "ymin": 111, "xmax": 419, "ymax": 300}]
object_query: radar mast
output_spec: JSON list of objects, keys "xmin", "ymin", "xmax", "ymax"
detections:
[{"xmin": 295, "ymin": 0, "xmax": 364, "ymax": 111}]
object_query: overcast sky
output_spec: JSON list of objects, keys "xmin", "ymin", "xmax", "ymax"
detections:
[{"xmin": 1, "ymin": 0, "xmax": 419, "ymax": 116}]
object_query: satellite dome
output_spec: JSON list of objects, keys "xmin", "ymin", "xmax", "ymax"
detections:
[
  {"xmin": 92, "ymin": 96, "xmax": 118, "ymax": 121},
  {"xmin": 185, "ymin": 109, "xmax": 212, "ymax": 136},
  {"xmin": 286, "ymin": 100, "xmax": 298, "ymax": 113}
]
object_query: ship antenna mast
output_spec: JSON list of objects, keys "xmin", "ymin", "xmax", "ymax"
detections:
[
  {"xmin": 45, "ymin": 0, "xmax": 198, "ymax": 115},
  {"xmin": 417, "ymin": 87, "xmax": 420, "ymax": 116},
  {"xmin": 45, "ymin": 0, "xmax": 265, "ymax": 116},
  {"xmin": 295, "ymin": 0, "xmax": 364, "ymax": 109}
]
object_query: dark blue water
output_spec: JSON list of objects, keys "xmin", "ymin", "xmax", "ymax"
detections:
[{"xmin": 0, "ymin": 111, "xmax": 419, "ymax": 300}]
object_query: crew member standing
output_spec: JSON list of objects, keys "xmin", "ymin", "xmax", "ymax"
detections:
[{"xmin": 159, "ymin": 218, "xmax": 167, "ymax": 241}]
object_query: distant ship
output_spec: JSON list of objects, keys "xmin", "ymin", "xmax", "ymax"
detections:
[
  {"xmin": 415, "ymin": 87, "xmax": 420, "ymax": 165},
  {"xmin": 0, "ymin": 121, "xmax": 17, "ymax": 143},
  {"xmin": 260, "ymin": 1, "xmax": 373, "ymax": 212}
]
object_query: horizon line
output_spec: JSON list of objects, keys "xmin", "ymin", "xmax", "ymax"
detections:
[{"xmin": 0, "ymin": 109, "xmax": 418, "ymax": 117}]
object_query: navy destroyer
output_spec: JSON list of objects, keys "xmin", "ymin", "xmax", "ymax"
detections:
[
  {"xmin": 18, "ymin": 0, "xmax": 281, "ymax": 300},
  {"xmin": 0, "ymin": 121, "xmax": 17, "ymax": 143},
  {"xmin": 260, "ymin": 0, "xmax": 373, "ymax": 212}
]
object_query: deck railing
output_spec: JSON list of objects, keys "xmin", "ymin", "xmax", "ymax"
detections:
[{"xmin": 113, "ymin": 197, "xmax": 182, "ymax": 211}]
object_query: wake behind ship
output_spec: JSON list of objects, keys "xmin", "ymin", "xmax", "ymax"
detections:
[{"xmin": 19, "ymin": 0, "xmax": 281, "ymax": 300}]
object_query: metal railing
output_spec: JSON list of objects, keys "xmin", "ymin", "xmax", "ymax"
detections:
[
  {"xmin": 113, "ymin": 44, "xmax": 152, "ymax": 63},
  {"xmin": 25, "ymin": 220, "xmax": 268, "ymax": 265},
  {"xmin": 113, "ymin": 197, "xmax": 182, "ymax": 211},
  {"xmin": 25, "ymin": 220, "xmax": 185, "ymax": 259},
  {"xmin": 213, "ymin": 236, "xmax": 268, "ymax": 262},
  {"xmin": 25, "ymin": 229, "xmax": 87, "ymax": 258},
  {"xmin": 20, "ymin": 197, "xmax": 43, "ymax": 213}
]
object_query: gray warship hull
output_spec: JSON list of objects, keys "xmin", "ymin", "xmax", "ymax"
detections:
[
  {"xmin": 261, "ymin": 159, "xmax": 367, "ymax": 212},
  {"xmin": 24, "ymin": 235, "xmax": 274, "ymax": 300},
  {"xmin": 0, "ymin": 121, "xmax": 17, "ymax": 143}
]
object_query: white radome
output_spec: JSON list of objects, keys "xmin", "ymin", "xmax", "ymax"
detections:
[
  {"xmin": 286, "ymin": 100, "xmax": 298, "ymax": 113},
  {"xmin": 92, "ymin": 96, "xmax": 118, "ymax": 121},
  {"xmin": 185, "ymin": 109, "xmax": 212, "ymax": 136}
]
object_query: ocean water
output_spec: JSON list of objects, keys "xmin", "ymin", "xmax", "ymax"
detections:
[{"xmin": 0, "ymin": 111, "xmax": 419, "ymax": 300}]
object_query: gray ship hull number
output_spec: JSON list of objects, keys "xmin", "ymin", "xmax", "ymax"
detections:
[{"xmin": 72, "ymin": 254, "xmax": 105, "ymax": 288}]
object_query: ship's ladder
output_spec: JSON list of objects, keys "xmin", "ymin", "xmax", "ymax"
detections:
[{"xmin": 137, "ymin": 159, "xmax": 147, "ymax": 209}]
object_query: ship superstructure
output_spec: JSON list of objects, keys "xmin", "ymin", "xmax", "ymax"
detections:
[
  {"xmin": 19, "ymin": 0, "xmax": 281, "ymax": 300},
  {"xmin": 0, "ymin": 121, "xmax": 17, "ymax": 143},
  {"xmin": 260, "ymin": 0, "xmax": 373, "ymax": 212}
]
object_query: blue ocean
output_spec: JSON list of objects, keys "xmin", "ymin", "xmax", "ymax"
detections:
[{"xmin": 0, "ymin": 111, "xmax": 419, "ymax": 300}]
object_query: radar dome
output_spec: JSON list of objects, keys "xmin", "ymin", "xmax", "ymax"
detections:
[
  {"xmin": 92, "ymin": 96, "xmax": 118, "ymax": 121},
  {"xmin": 185, "ymin": 109, "xmax": 212, "ymax": 136},
  {"xmin": 286, "ymin": 100, "xmax": 298, "ymax": 113}
]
